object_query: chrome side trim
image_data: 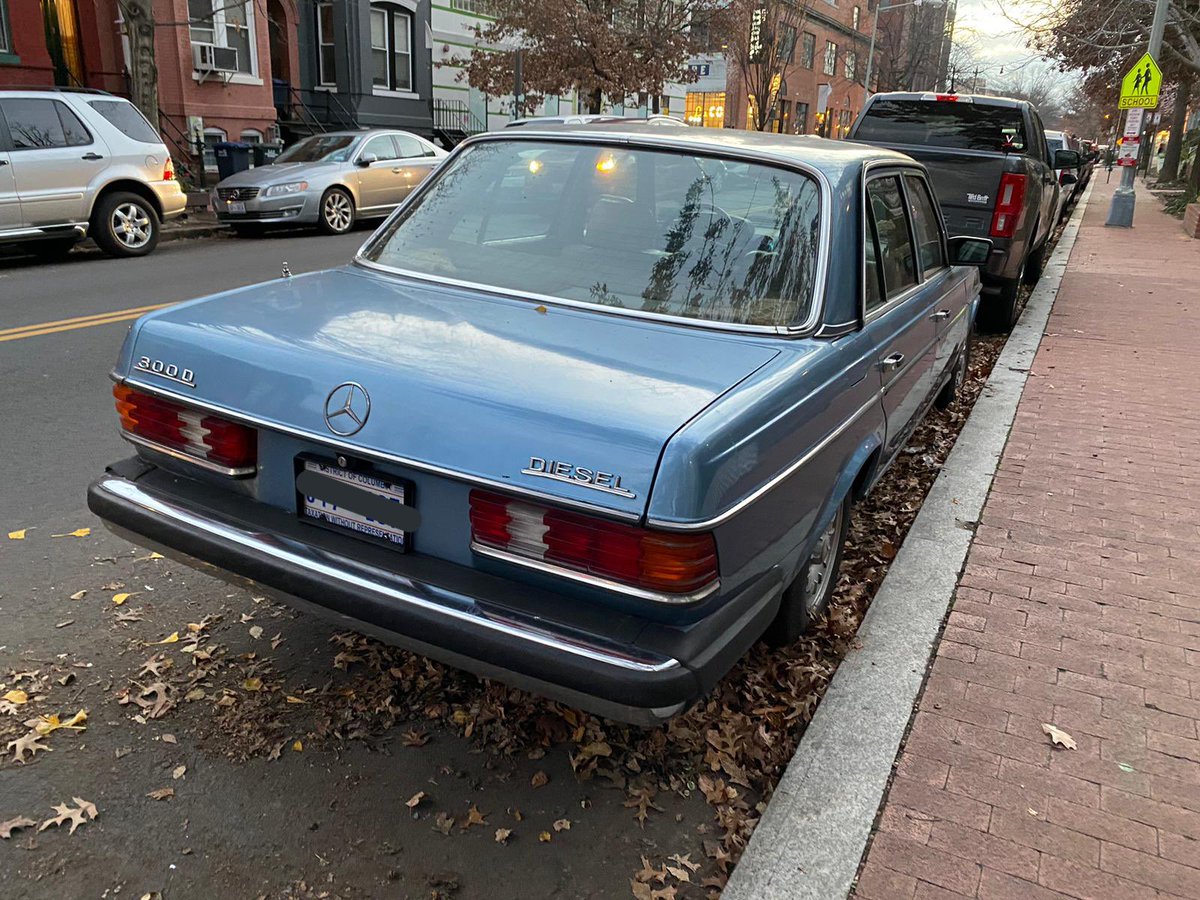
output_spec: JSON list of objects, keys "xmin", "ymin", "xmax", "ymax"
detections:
[
  {"xmin": 647, "ymin": 391, "xmax": 881, "ymax": 532},
  {"xmin": 114, "ymin": 373, "xmax": 644, "ymax": 523},
  {"xmin": 353, "ymin": 130, "xmax": 835, "ymax": 338},
  {"xmin": 121, "ymin": 431, "xmax": 256, "ymax": 477},
  {"xmin": 471, "ymin": 541, "xmax": 720, "ymax": 605},
  {"xmin": 97, "ymin": 476, "xmax": 679, "ymax": 674}
]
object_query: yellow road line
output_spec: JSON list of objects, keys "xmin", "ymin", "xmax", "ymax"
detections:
[{"xmin": 0, "ymin": 302, "xmax": 174, "ymax": 343}]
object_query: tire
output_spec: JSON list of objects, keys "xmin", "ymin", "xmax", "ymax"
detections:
[
  {"xmin": 1023, "ymin": 239, "xmax": 1047, "ymax": 286},
  {"xmin": 977, "ymin": 249, "xmax": 1024, "ymax": 334},
  {"xmin": 28, "ymin": 237, "xmax": 78, "ymax": 260},
  {"xmin": 763, "ymin": 494, "xmax": 851, "ymax": 646},
  {"xmin": 935, "ymin": 332, "xmax": 971, "ymax": 410},
  {"xmin": 318, "ymin": 187, "xmax": 355, "ymax": 235},
  {"xmin": 90, "ymin": 191, "xmax": 159, "ymax": 258}
]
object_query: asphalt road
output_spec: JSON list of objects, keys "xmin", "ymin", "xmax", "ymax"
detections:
[{"xmin": 0, "ymin": 231, "xmax": 708, "ymax": 899}]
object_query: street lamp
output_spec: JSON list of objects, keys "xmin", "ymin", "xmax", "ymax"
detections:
[{"xmin": 862, "ymin": 0, "xmax": 947, "ymax": 107}]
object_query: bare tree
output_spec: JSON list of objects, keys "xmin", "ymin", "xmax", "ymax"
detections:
[
  {"xmin": 720, "ymin": 0, "xmax": 814, "ymax": 131},
  {"xmin": 872, "ymin": 1, "xmax": 953, "ymax": 92},
  {"xmin": 994, "ymin": 67, "xmax": 1067, "ymax": 122}
]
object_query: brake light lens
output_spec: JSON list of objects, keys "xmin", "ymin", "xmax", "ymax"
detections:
[
  {"xmin": 469, "ymin": 490, "xmax": 718, "ymax": 599},
  {"xmin": 989, "ymin": 172, "xmax": 1027, "ymax": 238},
  {"xmin": 113, "ymin": 384, "xmax": 256, "ymax": 474},
  {"xmin": 163, "ymin": 157, "xmax": 175, "ymax": 181}
]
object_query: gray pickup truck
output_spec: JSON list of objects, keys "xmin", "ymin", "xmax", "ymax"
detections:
[{"xmin": 849, "ymin": 92, "xmax": 1078, "ymax": 332}]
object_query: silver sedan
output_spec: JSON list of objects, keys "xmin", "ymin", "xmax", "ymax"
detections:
[{"xmin": 211, "ymin": 129, "xmax": 447, "ymax": 236}]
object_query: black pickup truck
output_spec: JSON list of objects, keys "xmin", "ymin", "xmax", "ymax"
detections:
[{"xmin": 849, "ymin": 92, "xmax": 1079, "ymax": 331}]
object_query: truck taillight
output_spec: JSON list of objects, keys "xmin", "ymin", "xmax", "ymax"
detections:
[
  {"xmin": 469, "ymin": 490, "xmax": 718, "ymax": 600},
  {"xmin": 163, "ymin": 157, "xmax": 175, "ymax": 181},
  {"xmin": 989, "ymin": 172, "xmax": 1027, "ymax": 239},
  {"xmin": 113, "ymin": 384, "xmax": 256, "ymax": 475}
]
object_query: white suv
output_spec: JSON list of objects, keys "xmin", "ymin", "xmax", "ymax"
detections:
[{"xmin": 0, "ymin": 88, "xmax": 186, "ymax": 259}]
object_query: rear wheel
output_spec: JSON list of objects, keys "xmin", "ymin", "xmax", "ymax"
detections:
[
  {"xmin": 977, "ymin": 252, "xmax": 1024, "ymax": 334},
  {"xmin": 1023, "ymin": 239, "xmax": 1047, "ymax": 286},
  {"xmin": 318, "ymin": 188, "xmax": 355, "ymax": 235},
  {"xmin": 763, "ymin": 494, "xmax": 851, "ymax": 646},
  {"xmin": 91, "ymin": 192, "xmax": 159, "ymax": 258}
]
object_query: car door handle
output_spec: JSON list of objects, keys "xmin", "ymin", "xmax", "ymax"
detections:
[
  {"xmin": 81, "ymin": 152, "xmax": 104, "ymax": 161},
  {"xmin": 930, "ymin": 309, "xmax": 951, "ymax": 321},
  {"xmin": 881, "ymin": 353, "xmax": 905, "ymax": 371}
]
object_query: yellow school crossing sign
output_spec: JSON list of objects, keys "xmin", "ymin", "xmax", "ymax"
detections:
[{"xmin": 1119, "ymin": 53, "xmax": 1161, "ymax": 109}]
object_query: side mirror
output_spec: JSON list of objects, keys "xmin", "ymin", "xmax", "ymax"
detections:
[
  {"xmin": 1054, "ymin": 149, "xmax": 1081, "ymax": 170},
  {"xmin": 357, "ymin": 153, "xmax": 378, "ymax": 168},
  {"xmin": 1060, "ymin": 172, "xmax": 1078, "ymax": 186},
  {"xmin": 948, "ymin": 235, "xmax": 992, "ymax": 267}
]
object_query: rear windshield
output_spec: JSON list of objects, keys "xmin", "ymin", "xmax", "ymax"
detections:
[
  {"xmin": 362, "ymin": 140, "xmax": 822, "ymax": 328},
  {"xmin": 87, "ymin": 99, "xmax": 161, "ymax": 144},
  {"xmin": 855, "ymin": 100, "xmax": 1029, "ymax": 154}
]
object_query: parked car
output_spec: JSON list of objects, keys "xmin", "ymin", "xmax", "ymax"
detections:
[
  {"xmin": 88, "ymin": 128, "xmax": 990, "ymax": 723},
  {"xmin": 0, "ymin": 87, "xmax": 185, "ymax": 258},
  {"xmin": 850, "ymin": 92, "xmax": 1077, "ymax": 332},
  {"xmin": 1045, "ymin": 130, "xmax": 1081, "ymax": 221},
  {"xmin": 211, "ymin": 129, "xmax": 446, "ymax": 236},
  {"xmin": 504, "ymin": 115, "xmax": 624, "ymax": 128}
]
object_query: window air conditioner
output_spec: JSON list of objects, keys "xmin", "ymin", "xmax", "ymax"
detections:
[{"xmin": 193, "ymin": 42, "xmax": 239, "ymax": 73}]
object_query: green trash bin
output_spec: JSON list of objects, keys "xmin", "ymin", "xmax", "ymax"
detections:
[{"xmin": 252, "ymin": 142, "xmax": 283, "ymax": 167}]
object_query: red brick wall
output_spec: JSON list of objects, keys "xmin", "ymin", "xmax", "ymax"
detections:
[
  {"xmin": 1, "ymin": 0, "xmax": 58, "ymax": 85},
  {"xmin": 0, "ymin": 0, "xmax": 125, "ymax": 91}
]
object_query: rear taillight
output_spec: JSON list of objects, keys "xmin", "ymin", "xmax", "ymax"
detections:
[
  {"xmin": 469, "ymin": 490, "xmax": 718, "ymax": 599},
  {"xmin": 989, "ymin": 172, "xmax": 1027, "ymax": 238},
  {"xmin": 113, "ymin": 384, "xmax": 256, "ymax": 474},
  {"xmin": 163, "ymin": 157, "xmax": 175, "ymax": 181}
]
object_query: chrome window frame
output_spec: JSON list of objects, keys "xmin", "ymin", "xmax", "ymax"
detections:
[
  {"xmin": 353, "ymin": 130, "xmax": 834, "ymax": 338},
  {"xmin": 860, "ymin": 160, "xmax": 949, "ymax": 325}
]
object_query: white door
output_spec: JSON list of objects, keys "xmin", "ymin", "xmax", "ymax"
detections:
[
  {"xmin": 0, "ymin": 98, "xmax": 103, "ymax": 226},
  {"xmin": 0, "ymin": 152, "xmax": 19, "ymax": 229}
]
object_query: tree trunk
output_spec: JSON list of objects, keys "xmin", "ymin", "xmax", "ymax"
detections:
[
  {"xmin": 1161, "ymin": 79, "xmax": 1191, "ymax": 183},
  {"xmin": 652, "ymin": 94, "xmax": 660, "ymax": 114},
  {"xmin": 118, "ymin": 0, "xmax": 158, "ymax": 128},
  {"xmin": 588, "ymin": 87, "xmax": 602, "ymax": 114}
]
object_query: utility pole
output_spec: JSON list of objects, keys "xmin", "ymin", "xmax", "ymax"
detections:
[
  {"xmin": 512, "ymin": 49, "xmax": 524, "ymax": 120},
  {"xmin": 1107, "ymin": 0, "xmax": 1170, "ymax": 227}
]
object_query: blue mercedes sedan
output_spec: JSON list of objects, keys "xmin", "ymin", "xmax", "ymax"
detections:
[{"xmin": 88, "ymin": 127, "xmax": 989, "ymax": 723}]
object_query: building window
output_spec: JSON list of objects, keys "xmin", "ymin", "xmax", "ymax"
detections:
[
  {"xmin": 202, "ymin": 127, "xmax": 227, "ymax": 170},
  {"xmin": 188, "ymin": 0, "xmax": 257, "ymax": 76},
  {"xmin": 240, "ymin": 129, "xmax": 263, "ymax": 143},
  {"xmin": 823, "ymin": 40, "xmax": 837, "ymax": 76},
  {"xmin": 370, "ymin": 3, "xmax": 412, "ymax": 92},
  {"xmin": 0, "ymin": 0, "xmax": 12, "ymax": 54},
  {"xmin": 316, "ymin": 1, "xmax": 336, "ymax": 86},
  {"xmin": 450, "ymin": 0, "xmax": 497, "ymax": 15},
  {"xmin": 853, "ymin": 6, "xmax": 861, "ymax": 29},
  {"xmin": 795, "ymin": 101, "xmax": 809, "ymax": 134},
  {"xmin": 844, "ymin": 50, "xmax": 857, "ymax": 82},
  {"xmin": 779, "ymin": 25, "xmax": 797, "ymax": 63},
  {"xmin": 684, "ymin": 90, "xmax": 725, "ymax": 128},
  {"xmin": 801, "ymin": 32, "xmax": 815, "ymax": 69}
]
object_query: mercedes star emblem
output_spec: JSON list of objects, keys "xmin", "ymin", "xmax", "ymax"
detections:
[{"xmin": 323, "ymin": 382, "xmax": 371, "ymax": 436}]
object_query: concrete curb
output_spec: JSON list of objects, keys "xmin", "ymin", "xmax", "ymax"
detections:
[{"xmin": 722, "ymin": 180, "xmax": 1096, "ymax": 900}]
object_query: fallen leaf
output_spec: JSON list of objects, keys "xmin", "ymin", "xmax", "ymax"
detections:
[
  {"xmin": 285, "ymin": 695, "xmax": 306, "ymax": 705},
  {"xmin": 530, "ymin": 770, "xmax": 549, "ymax": 788},
  {"xmin": 242, "ymin": 677, "xmax": 262, "ymax": 692},
  {"xmin": 6, "ymin": 733, "xmax": 51, "ymax": 764},
  {"xmin": 183, "ymin": 689, "xmax": 205, "ymax": 702},
  {"xmin": 30, "ymin": 709, "xmax": 87, "ymax": 736},
  {"xmin": 54, "ymin": 620, "xmax": 74, "ymax": 629},
  {"xmin": 1042, "ymin": 723, "xmax": 1077, "ymax": 750},
  {"xmin": 462, "ymin": 805, "xmax": 487, "ymax": 829},
  {"xmin": 39, "ymin": 798, "xmax": 97, "ymax": 834},
  {"xmin": 172, "ymin": 765, "xmax": 186, "ymax": 780},
  {"xmin": 668, "ymin": 854, "xmax": 700, "ymax": 873},
  {"xmin": 405, "ymin": 791, "xmax": 426, "ymax": 809},
  {"xmin": 7, "ymin": 529, "xmax": 26, "ymax": 540},
  {"xmin": 664, "ymin": 865, "xmax": 690, "ymax": 883},
  {"xmin": 161, "ymin": 734, "xmax": 177, "ymax": 744},
  {"xmin": 494, "ymin": 827, "xmax": 512, "ymax": 844},
  {"xmin": 249, "ymin": 625, "xmax": 264, "ymax": 640},
  {"xmin": 538, "ymin": 831, "xmax": 552, "ymax": 842},
  {"xmin": 51, "ymin": 528, "xmax": 90, "ymax": 538},
  {"xmin": 553, "ymin": 818, "xmax": 571, "ymax": 832},
  {"xmin": 146, "ymin": 787, "xmax": 174, "ymax": 801},
  {"xmin": 1118, "ymin": 762, "xmax": 1135, "ymax": 773},
  {"xmin": 115, "ymin": 747, "xmax": 132, "ymax": 759},
  {"xmin": 534, "ymin": 305, "xmax": 548, "ymax": 314},
  {"xmin": 69, "ymin": 590, "xmax": 87, "ymax": 601},
  {"xmin": 150, "ymin": 631, "xmax": 179, "ymax": 645},
  {"xmin": 112, "ymin": 592, "xmax": 133, "ymax": 605},
  {"xmin": 271, "ymin": 634, "xmax": 284, "ymax": 650},
  {"xmin": 0, "ymin": 816, "xmax": 36, "ymax": 839},
  {"xmin": 292, "ymin": 740, "xmax": 303, "ymax": 752},
  {"xmin": 433, "ymin": 812, "xmax": 455, "ymax": 835},
  {"xmin": 2, "ymin": 690, "xmax": 28, "ymax": 705}
]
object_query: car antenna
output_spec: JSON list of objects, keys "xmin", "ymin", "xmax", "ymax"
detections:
[{"xmin": 281, "ymin": 260, "xmax": 292, "ymax": 278}]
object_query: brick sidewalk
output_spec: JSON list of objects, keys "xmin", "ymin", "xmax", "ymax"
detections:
[{"xmin": 854, "ymin": 176, "xmax": 1200, "ymax": 900}]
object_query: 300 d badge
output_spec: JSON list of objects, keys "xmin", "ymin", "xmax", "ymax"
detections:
[{"xmin": 135, "ymin": 356, "xmax": 196, "ymax": 388}]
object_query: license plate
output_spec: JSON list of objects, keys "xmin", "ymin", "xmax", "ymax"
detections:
[
  {"xmin": 298, "ymin": 460, "xmax": 413, "ymax": 550},
  {"xmin": 227, "ymin": 200, "xmax": 246, "ymax": 214}
]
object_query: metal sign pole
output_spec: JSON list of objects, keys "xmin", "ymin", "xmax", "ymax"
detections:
[{"xmin": 1107, "ymin": 0, "xmax": 1170, "ymax": 227}]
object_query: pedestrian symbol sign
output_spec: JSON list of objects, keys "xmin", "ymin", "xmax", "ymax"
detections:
[{"xmin": 1119, "ymin": 53, "xmax": 1161, "ymax": 109}]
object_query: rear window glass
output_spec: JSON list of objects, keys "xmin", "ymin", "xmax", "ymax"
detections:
[
  {"xmin": 88, "ymin": 100, "xmax": 161, "ymax": 144},
  {"xmin": 855, "ymin": 100, "xmax": 1028, "ymax": 154},
  {"xmin": 363, "ymin": 140, "xmax": 822, "ymax": 328}
]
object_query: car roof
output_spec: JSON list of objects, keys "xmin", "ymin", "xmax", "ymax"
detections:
[
  {"xmin": 867, "ymin": 91, "xmax": 1031, "ymax": 109},
  {"xmin": 470, "ymin": 124, "xmax": 915, "ymax": 182},
  {"xmin": 309, "ymin": 128, "xmax": 422, "ymax": 138}
]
